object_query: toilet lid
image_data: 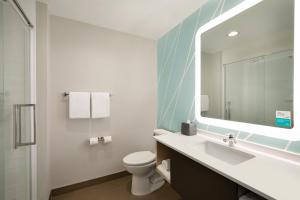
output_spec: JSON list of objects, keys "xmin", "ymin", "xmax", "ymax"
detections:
[{"xmin": 123, "ymin": 151, "xmax": 156, "ymax": 166}]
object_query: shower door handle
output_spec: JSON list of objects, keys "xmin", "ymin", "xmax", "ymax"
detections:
[{"xmin": 13, "ymin": 104, "xmax": 36, "ymax": 149}]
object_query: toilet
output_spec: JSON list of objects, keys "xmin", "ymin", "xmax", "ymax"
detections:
[{"xmin": 123, "ymin": 151, "xmax": 165, "ymax": 196}]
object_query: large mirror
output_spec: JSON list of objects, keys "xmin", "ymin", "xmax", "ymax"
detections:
[{"xmin": 199, "ymin": 0, "xmax": 294, "ymax": 129}]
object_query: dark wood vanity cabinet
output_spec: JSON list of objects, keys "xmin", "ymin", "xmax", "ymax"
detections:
[
  {"xmin": 157, "ymin": 142, "xmax": 238, "ymax": 200},
  {"xmin": 171, "ymin": 150, "xmax": 238, "ymax": 200}
]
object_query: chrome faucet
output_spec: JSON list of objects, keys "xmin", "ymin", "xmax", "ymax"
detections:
[{"xmin": 223, "ymin": 133, "xmax": 237, "ymax": 147}]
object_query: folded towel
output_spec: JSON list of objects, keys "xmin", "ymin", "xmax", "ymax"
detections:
[
  {"xmin": 153, "ymin": 129, "xmax": 172, "ymax": 136},
  {"xmin": 91, "ymin": 92, "xmax": 110, "ymax": 118},
  {"xmin": 149, "ymin": 172, "xmax": 164, "ymax": 184},
  {"xmin": 69, "ymin": 92, "xmax": 90, "ymax": 119},
  {"xmin": 162, "ymin": 159, "xmax": 171, "ymax": 171},
  {"xmin": 239, "ymin": 192, "xmax": 265, "ymax": 200}
]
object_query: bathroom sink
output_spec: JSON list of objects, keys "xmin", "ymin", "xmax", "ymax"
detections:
[{"xmin": 194, "ymin": 141, "xmax": 255, "ymax": 165}]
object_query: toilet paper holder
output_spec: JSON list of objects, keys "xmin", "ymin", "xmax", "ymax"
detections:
[
  {"xmin": 89, "ymin": 136, "xmax": 112, "ymax": 145},
  {"xmin": 98, "ymin": 137, "xmax": 105, "ymax": 142},
  {"xmin": 97, "ymin": 136, "xmax": 111, "ymax": 143}
]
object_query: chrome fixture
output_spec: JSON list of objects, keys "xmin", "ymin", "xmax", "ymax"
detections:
[
  {"xmin": 13, "ymin": 104, "xmax": 36, "ymax": 149},
  {"xmin": 223, "ymin": 133, "xmax": 237, "ymax": 147},
  {"xmin": 63, "ymin": 92, "xmax": 112, "ymax": 97}
]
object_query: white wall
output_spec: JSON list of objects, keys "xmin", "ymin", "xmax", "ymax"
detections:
[
  {"xmin": 36, "ymin": 2, "xmax": 51, "ymax": 200},
  {"xmin": 49, "ymin": 16, "xmax": 157, "ymax": 189},
  {"xmin": 201, "ymin": 52, "xmax": 222, "ymax": 119}
]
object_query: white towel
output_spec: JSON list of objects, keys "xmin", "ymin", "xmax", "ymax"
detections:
[
  {"xmin": 153, "ymin": 129, "xmax": 171, "ymax": 136},
  {"xmin": 91, "ymin": 92, "xmax": 110, "ymax": 118},
  {"xmin": 69, "ymin": 92, "xmax": 91, "ymax": 119},
  {"xmin": 239, "ymin": 192, "xmax": 265, "ymax": 200},
  {"xmin": 162, "ymin": 159, "xmax": 171, "ymax": 171},
  {"xmin": 201, "ymin": 95, "xmax": 209, "ymax": 112}
]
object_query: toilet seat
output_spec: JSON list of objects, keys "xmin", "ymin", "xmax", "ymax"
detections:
[{"xmin": 123, "ymin": 151, "xmax": 156, "ymax": 166}]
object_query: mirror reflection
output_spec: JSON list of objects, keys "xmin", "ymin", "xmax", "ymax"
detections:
[{"xmin": 201, "ymin": 0, "xmax": 294, "ymax": 128}]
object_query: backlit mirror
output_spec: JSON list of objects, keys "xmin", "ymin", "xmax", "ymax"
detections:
[{"xmin": 200, "ymin": 0, "xmax": 294, "ymax": 129}]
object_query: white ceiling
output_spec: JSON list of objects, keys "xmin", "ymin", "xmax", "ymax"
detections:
[{"xmin": 39, "ymin": 0, "xmax": 207, "ymax": 40}]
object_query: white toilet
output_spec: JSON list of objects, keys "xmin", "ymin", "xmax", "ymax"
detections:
[{"xmin": 123, "ymin": 151, "xmax": 165, "ymax": 196}]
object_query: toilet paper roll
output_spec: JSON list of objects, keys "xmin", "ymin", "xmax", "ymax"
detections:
[
  {"xmin": 89, "ymin": 137, "xmax": 99, "ymax": 145},
  {"xmin": 101, "ymin": 136, "xmax": 112, "ymax": 144}
]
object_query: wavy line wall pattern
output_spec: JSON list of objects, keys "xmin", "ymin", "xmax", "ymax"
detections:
[{"xmin": 157, "ymin": 0, "xmax": 300, "ymax": 154}]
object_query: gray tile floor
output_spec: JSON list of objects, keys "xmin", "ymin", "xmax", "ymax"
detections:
[{"xmin": 51, "ymin": 175, "xmax": 182, "ymax": 200}]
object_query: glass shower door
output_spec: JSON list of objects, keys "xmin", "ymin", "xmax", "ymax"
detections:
[
  {"xmin": 0, "ymin": 0, "xmax": 35, "ymax": 200},
  {"xmin": 224, "ymin": 50, "xmax": 293, "ymax": 127},
  {"xmin": 224, "ymin": 57, "xmax": 266, "ymax": 125},
  {"xmin": 264, "ymin": 50, "xmax": 293, "ymax": 126}
]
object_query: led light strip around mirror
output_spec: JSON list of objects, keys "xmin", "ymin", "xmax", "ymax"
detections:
[{"xmin": 195, "ymin": 0, "xmax": 300, "ymax": 141}]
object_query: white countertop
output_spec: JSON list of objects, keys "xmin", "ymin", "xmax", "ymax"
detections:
[{"xmin": 154, "ymin": 131, "xmax": 300, "ymax": 200}]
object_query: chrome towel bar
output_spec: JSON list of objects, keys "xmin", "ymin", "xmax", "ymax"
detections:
[{"xmin": 63, "ymin": 92, "xmax": 112, "ymax": 97}]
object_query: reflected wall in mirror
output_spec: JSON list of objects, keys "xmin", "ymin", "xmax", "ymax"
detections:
[{"xmin": 200, "ymin": 0, "xmax": 294, "ymax": 128}]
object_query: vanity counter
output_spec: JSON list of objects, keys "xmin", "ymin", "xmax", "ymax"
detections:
[{"xmin": 154, "ymin": 130, "xmax": 300, "ymax": 200}]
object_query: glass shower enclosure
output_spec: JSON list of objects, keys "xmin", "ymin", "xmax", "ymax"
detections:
[
  {"xmin": 1, "ymin": 0, "xmax": 36, "ymax": 199},
  {"xmin": 224, "ymin": 50, "xmax": 293, "ymax": 127}
]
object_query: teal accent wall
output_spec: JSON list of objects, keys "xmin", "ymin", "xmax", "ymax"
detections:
[{"xmin": 157, "ymin": 0, "xmax": 300, "ymax": 154}]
